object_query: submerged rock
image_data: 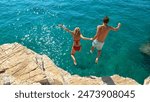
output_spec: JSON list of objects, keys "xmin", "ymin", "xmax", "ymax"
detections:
[
  {"xmin": 140, "ymin": 43, "xmax": 150, "ymax": 56},
  {"xmin": 0, "ymin": 43, "xmax": 140, "ymax": 85}
]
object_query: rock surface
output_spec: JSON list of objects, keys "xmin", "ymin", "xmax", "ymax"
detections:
[
  {"xmin": 144, "ymin": 76, "xmax": 150, "ymax": 85},
  {"xmin": 140, "ymin": 42, "xmax": 150, "ymax": 56},
  {"xmin": 111, "ymin": 75, "xmax": 139, "ymax": 85},
  {"xmin": 0, "ymin": 43, "xmax": 140, "ymax": 85}
]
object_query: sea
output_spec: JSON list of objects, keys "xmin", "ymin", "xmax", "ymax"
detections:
[{"xmin": 0, "ymin": 0, "xmax": 150, "ymax": 84}]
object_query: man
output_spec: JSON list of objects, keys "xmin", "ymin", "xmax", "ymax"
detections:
[{"xmin": 90, "ymin": 16, "xmax": 121, "ymax": 63}]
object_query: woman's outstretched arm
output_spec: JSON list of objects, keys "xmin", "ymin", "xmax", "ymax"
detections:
[
  {"xmin": 58, "ymin": 24, "xmax": 73, "ymax": 34},
  {"xmin": 80, "ymin": 34, "xmax": 93, "ymax": 40}
]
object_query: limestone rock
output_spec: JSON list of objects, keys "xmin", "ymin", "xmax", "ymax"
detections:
[
  {"xmin": 0, "ymin": 74, "xmax": 15, "ymax": 85},
  {"xmin": 0, "ymin": 43, "xmax": 140, "ymax": 85},
  {"xmin": 111, "ymin": 75, "xmax": 139, "ymax": 85},
  {"xmin": 67, "ymin": 75, "xmax": 104, "ymax": 85},
  {"xmin": 144, "ymin": 76, "xmax": 150, "ymax": 85}
]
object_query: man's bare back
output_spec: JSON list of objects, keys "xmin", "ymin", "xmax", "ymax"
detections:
[
  {"xmin": 96, "ymin": 24, "xmax": 110, "ymax": 42},
  {"xmin": 95, "ymin": 23, "xmax": 121, "ymax": 42}
]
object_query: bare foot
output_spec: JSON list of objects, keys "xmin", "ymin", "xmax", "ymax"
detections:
[
  {"xmin": 90, "ymin": 50, "xmax": 93, "ymax": 54},
  {"xmin": 95, "ymin": 58, "xmax": 99, "ymax": 64},
  {"xmin": 74, "ymin": 60, "xmax": 77, "ymax": 65}
]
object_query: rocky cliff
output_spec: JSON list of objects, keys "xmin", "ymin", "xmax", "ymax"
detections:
[
  {"xmin": 0, "ymin": 43, "xmax": 146, "ymax": 85},
  {"xmin": 144, "ymin": 76, "xmax": 150, "ymax": 85}
]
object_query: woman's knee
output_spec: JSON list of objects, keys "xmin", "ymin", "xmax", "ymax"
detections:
[{"xmin": 71, "ymin": 49, "xmax": 75, "ymax": 55}]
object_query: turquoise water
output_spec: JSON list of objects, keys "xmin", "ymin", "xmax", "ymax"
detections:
[{"xmin": 0, "ymin": 0, "xmax": 150, "ymax": 84}]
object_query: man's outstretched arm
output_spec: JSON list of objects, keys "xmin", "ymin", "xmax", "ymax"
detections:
[{"xmin": 110, "ymin": 23, "xmax": 121, "ymax": 31}]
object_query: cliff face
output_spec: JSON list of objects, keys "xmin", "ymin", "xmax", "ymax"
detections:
[{"xmin": 0, "ymin": 43, "xmax": 142, "ymax": 85}]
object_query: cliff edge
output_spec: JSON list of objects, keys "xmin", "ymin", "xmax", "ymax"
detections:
[{"xmin": 0, "ymin": 43, "xmax": 144, "ymax": 85}]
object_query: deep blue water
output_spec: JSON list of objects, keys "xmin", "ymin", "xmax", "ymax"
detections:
[{"xmin": 0, "ymin": 0, "xmax": 150, "ymax": 84}]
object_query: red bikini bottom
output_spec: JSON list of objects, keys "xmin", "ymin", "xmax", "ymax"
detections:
[{"xmin": 73, "ymin": 46, "xmax": 81, "ymax": 51}]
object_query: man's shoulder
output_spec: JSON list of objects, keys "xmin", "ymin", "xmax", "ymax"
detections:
[
  {"xmin": 107, "ymin": 25, "xmax": 113, "ymax": 29},
  {"xmin": 97, "ymin": 25, "xmax": 102, "ymax": 28}
]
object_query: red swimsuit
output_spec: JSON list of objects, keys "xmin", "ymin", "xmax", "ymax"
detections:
[{"xmin": 73, "ymin": 39, "xmax": 81, "ymax": 51}]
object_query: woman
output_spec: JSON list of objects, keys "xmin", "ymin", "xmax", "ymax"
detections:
[{"xmin": 59, "ymin": 24, "xmax": 92, "ymax": 65}]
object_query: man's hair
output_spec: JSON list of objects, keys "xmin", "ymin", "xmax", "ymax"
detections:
[{"xmin": 103, "ymin": 16, "xmax": 109, "ymax": 23}]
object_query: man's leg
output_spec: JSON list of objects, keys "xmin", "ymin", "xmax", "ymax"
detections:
[
  {"xmin": 90, "ymin": 46, "xmax": 95, "ymax": 53},
  {"xmin": 90, "ymin": 40, "xmax": 95, "ymax": 53},
  {"xmin": 71, "ymin": 48, "xmax": 77, "ymax": 65},
  {"xmin": 95, "ymin": 50, "xmax": 101, "ymax": 63}
]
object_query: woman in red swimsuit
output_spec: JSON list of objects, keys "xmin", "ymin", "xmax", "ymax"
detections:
[{"xmin": 59, "ymin": 24, "xmax": 92, "ymax": 65}]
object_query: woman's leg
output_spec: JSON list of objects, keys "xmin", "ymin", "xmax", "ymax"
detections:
[{"xmin": 71, "ymin": 47, "xmax": 77, "ymax": 65}]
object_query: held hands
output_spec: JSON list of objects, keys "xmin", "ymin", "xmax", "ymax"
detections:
[{"xmin": 90, "ymin": 38, "xmax": 93, "ymax": 40}]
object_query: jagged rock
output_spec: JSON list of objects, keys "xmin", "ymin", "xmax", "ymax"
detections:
[
  {"xmin": 0, "ymin": 43, "xmax": 140, "ymax": 85},
  {"xmin": 144, "ymin": 76, "xmax": 150, "ymax": 85},
  {"xmin": 32, "ymin": 83, "xmax": 42, "ymax": 85},
  {"xmin": 140, "ymin": 43, "xmax": 150, "ymax": 56},
  {"xmin": 0, "ymin": 74, "xmax": 15, "ymax": 85},
  {"xmin": 67, "ymin": 75, "xmax": 104, "ymax": 85},
  {"xmin": 111, "ymin": 75, "xmax": 139, "ymax": 85}
]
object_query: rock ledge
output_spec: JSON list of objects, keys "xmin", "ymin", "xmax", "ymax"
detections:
[{"xmin": 0, "ymin": 43, "xmax": 142, "ymax": 85}]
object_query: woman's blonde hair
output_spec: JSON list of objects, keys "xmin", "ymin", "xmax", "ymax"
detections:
[{"xmin": 74, "ymin": 27, "xmax": 81, "ymax": 36}]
